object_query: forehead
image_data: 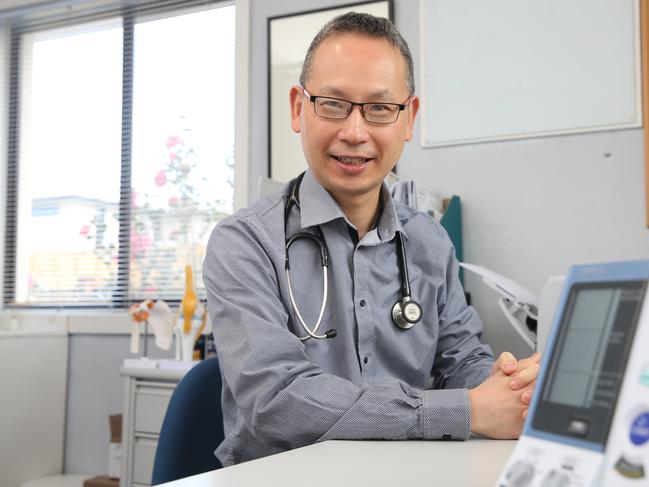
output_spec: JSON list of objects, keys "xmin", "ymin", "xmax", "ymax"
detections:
[{"xmin": 307, "ymin": 33, "xmax": 408, "ymax": 94}]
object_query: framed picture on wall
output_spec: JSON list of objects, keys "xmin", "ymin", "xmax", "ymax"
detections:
[{"xmin": 267, "ymin": 0, "xmax": 393, "ymax": 183}]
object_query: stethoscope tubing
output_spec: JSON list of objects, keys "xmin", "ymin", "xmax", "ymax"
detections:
[
  {"xmin": 284, "ymin": 172, "xmax": 421, "ymax": 339},
  {"xmin": 286, "ymin": 262, "xmax": 329, "ymax": 340}
]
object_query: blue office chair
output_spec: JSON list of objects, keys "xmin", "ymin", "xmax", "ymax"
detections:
[{"xmin": 151, "ymin": 357, "xmax": 224, "ymax": 485}]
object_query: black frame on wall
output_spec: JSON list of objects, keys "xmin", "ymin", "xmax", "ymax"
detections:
[{"xmin": 266, "ymin": 0, "xmax": 394, "ymax": 181}]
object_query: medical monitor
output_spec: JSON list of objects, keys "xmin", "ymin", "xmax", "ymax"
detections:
[{"xmin": 526, "ymin": 262, "xmax": 648, "ymax": 450}]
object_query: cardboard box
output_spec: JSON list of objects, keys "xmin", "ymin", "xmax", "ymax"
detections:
[
  {"xmin": 109, "ymin": 414, "xmax": 122, "ymax": 443},
  {"xmin": 108, "ymin": 414, "xmax": 122, "ymax": 479},
  {"xmin": 83, "ymin": 476, "xmax": 119, "ymax": 487}
]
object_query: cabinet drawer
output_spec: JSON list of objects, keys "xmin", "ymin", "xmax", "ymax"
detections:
[
  {"xmin": 134, "ymin": 386, "xmax": 173, "ymax": 434},
  {"xmin": 133, "ymin": 436, "xmax": 157, "ymax": 485}
]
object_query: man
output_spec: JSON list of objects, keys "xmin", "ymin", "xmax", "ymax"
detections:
[{"xmin": 203, "ymin": 12, "xmax": 539, "ymax": 467}]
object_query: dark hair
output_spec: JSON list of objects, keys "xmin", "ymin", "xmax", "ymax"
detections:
[{"xmin": 299, "ymin": 12, "xmax": 415, "ymax": 95}]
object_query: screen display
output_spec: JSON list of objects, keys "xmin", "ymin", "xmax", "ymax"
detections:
[
  {"xmin": 547, "ymin": 288, "xmax": 620, "ymax": 408},
  {"xmin": 533, "ymin": 280, "xmax": 645, "ymax": 445}
]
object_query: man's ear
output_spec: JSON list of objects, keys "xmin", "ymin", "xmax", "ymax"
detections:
[
  {"xmin": 289, "ymin": 85, "xmax": 303, "ymax": 133},
  {"xmin": 404, "ymin": 95, "xmax": 420, "ymax": 142}
]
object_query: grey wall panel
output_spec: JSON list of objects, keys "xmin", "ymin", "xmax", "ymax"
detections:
[{"xmin": 64, "ymin": 335, "xmax": 173, "ymax": 475}]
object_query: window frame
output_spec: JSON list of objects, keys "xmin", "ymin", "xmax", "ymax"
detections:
[{"xmin": 2, "ymin": 0, "xmax": 234, "ymax": 309}]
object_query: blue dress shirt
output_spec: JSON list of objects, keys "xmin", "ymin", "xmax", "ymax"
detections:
[{"xmin": 203, "ymin": 170, "xmax": 493, "ymax": 466}]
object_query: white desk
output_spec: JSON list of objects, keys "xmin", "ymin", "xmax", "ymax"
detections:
[{"xmin": 162, "ymin": 439, "xmax": 516, "ymax": 487}]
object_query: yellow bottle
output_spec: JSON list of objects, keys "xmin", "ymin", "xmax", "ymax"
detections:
[{"xmin": 181, "ymin": 265, "xmax": 197, "ymax": 335}]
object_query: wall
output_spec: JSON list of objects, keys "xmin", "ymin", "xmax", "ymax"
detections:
[
  {"xmin": 0, "ymin": 326, "xmax": 68, "ymax": 487},
  {"xmin": 65, "ymin": 333, "xmax": 174, "ymax": 475},
  {"xmin": 246, "ymin": 0, "xmax": 649, "ymax": 358}
]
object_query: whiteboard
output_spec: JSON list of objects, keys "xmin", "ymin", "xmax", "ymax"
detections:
[{"xmin": 420, "ymin": 0, "xmax": 642, "ymax": 147}]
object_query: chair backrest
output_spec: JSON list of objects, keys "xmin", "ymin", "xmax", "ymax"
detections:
[{"xmin": 151, "ymin": 357, "xmax": 224, "ymax": 485}]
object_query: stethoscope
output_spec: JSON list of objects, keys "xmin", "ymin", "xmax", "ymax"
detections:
[{"xmin": 284, "ymin": 172, "xmax": 423, "ymax": 341}]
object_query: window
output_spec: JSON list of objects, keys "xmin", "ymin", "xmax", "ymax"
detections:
[{"xmin": 3, "ymin": 1, "xmax": 235, "ymax": 306}]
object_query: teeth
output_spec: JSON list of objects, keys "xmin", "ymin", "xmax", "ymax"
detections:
[{"xmin": 336, "ymin": 156, "xmax": 367, "ymax": 165}]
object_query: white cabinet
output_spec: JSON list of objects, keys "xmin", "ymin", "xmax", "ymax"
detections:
[{"xmin": 120, "ymin": 365, "xmax": 190, "ymax": 487}]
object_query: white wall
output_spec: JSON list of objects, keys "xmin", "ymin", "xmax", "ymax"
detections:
[
  {"xmin": 399, "ymin": 0, "xmax": 649, "ymax": 357},
  {"xmin": 246, "ymin": 0, "xmax": 649, "ymax": 358}
]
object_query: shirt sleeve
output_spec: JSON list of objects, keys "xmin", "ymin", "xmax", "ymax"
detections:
[
  {"xmin": 430, "ymin": 239, "xmax": 494, "ymax": 391},
  {"xmin": 203, "ymin": 215, "xmax": 476, "ymax": 451}
]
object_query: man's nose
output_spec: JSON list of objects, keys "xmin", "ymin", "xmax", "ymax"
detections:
[{"xmin": 338, "ymin": 105, "xmax": 370, "ymax": 144}]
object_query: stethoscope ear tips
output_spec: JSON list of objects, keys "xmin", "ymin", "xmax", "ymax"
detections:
[{"xmin": 325, "ymin": 329, "xmax": 337, "ymax": 339}]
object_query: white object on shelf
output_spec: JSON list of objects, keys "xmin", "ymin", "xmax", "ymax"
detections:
[
  {"xmin": 157, "ymin": 359, "xmax": 196, "ymax": 371},
  {"xmin": 175, "ymin": 302, "xmax": 206, "ymax": 362},
  {"xmin": 460, "ymin": 262, "xmax": 538, "ymax": 350},
  {"xmin": 122, "ymin": 358, "xmax": 197, "ymax": 371},
  {"xmin": 108, "ymin": 442, "xmax": 122, "ymax": 479},
  {"xmin": 123, "ymin": 357, "xmax": 158, "ymax": 369},
  {"xmin": 537, "ymin": 275, "xmax": 565, "ymax": 356}
]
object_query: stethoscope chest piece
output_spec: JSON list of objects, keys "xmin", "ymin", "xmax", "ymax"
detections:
[{"xmin": 391, "ymin": 297, "xmax": 422, "ymax": 330}]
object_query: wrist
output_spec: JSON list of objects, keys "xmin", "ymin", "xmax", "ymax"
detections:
[{"xmin": 468, "ymin": 387, "xmax": 484, "ymax": 436}]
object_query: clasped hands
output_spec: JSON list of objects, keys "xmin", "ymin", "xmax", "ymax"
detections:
[{"xmin": 468, "ymin": 351, "xmax": 541, "ymax": 439}]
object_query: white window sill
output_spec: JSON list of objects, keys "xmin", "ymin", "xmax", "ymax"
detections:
[
  {"xmin": 1, "ymin": 309, "xmax": 137, "ymax": 335},
  {"xmin": 0, "ymin": 306, "xmax": 212, "ymax": 337}
]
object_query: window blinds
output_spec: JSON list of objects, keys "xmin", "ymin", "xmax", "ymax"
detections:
[{"xmin": 3, "ymin": 0, "xmax": 234, "ymax": 307}]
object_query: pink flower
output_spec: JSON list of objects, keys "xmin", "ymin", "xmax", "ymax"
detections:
[
  {"xmin": 131, "ymin": 232, "xmax": 152, "ymax": 255},
  {"xmin": 166, "ymin": 135, "xmax": 183, "ymax": 149},
  {"xmin": 169, "ymin": 151, "xmax": 178, "ymax": 162},
  {"xmin": 80, "ymin": 224, "xmax": 90, "ymax": 238},
  {"xmin": 169, "ymin": 196, "xmax": 179, "ymax": 207},
  {"xmin": 155, "ymin": 170, "xmax": 167, "ymax": 187}
]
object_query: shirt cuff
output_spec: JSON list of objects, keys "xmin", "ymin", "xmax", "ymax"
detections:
[{"xmin": 421, "ymin": 388, "xmax": 471, "ymax": 440}]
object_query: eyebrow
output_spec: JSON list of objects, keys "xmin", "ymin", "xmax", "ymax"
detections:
[{"xmin": 320, "ymin": 86, "xmax": 395, "ymax": 101}]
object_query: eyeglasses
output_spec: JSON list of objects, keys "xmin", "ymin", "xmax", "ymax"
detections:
[{"xmin": 302, "ymin": 86, "xmax": 409, "ymax": 124}]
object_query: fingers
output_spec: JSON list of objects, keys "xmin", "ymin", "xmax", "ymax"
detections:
[
  {"xmin": 492, "ymin": 351, "xmax": 518, "ymax": 376},
  {"xmin": 492, "ymin": 350, "xmax": 541, "ymax": 377},
  {"xmin": 510, "ymin": 362, "xmax": 540, "ymax": 390},
  {"xmin": 469, "ymin": 375, "xmax": 529, "ymax": 439},
  {"xmin": 504, "ymin": 350, "xmax": 541, "ymax": 390},
  {"xmin": 520, "ymin": 388, "xmax": 534, "ymax": 421},
  {"xmin": 515, "ymin": 353, "xmax": 541, "ymax": 420},
  {"xmin": 517, "ymin": 351, "xmax": 541, "ymax": 369}
]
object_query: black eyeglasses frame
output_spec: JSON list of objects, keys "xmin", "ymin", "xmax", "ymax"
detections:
[{"xmin": 301, "ymin": 86, "xmax": 409, "ymax": 124}]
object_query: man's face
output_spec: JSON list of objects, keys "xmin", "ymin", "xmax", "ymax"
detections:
[{"xmin": 290, "ymin": 33, "xmax": 419, "ymax": 205}]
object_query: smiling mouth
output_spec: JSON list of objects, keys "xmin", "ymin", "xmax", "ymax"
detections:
[{"xmin": 333, "ymin": 155, "xmax": 370, "ymax": 166}]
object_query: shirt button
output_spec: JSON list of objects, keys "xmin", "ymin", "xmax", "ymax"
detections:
[
  {"xmin": 363, "ymin": 356, "xmax": 369, "ymax": 364},
  {"xmin": 360, "ymin": 299, "xmax": 366, "ymax": 307}
]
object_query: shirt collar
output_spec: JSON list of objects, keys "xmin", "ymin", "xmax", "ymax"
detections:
[
  {"xmin": 378, "ymin": 182, "xmax": 407, "ymax": 241},
  {"xmin": 298, "ymin": 170, "xmax": 346, "ymax": 229},
  {"xmin": 298, "ymin": 170, "xmax": 408, "ymax": 243}
]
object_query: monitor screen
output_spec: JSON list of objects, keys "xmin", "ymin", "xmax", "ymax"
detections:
[{"xmin": 532, "ymin": 280, "xmax": 645, "ymax": 446}]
